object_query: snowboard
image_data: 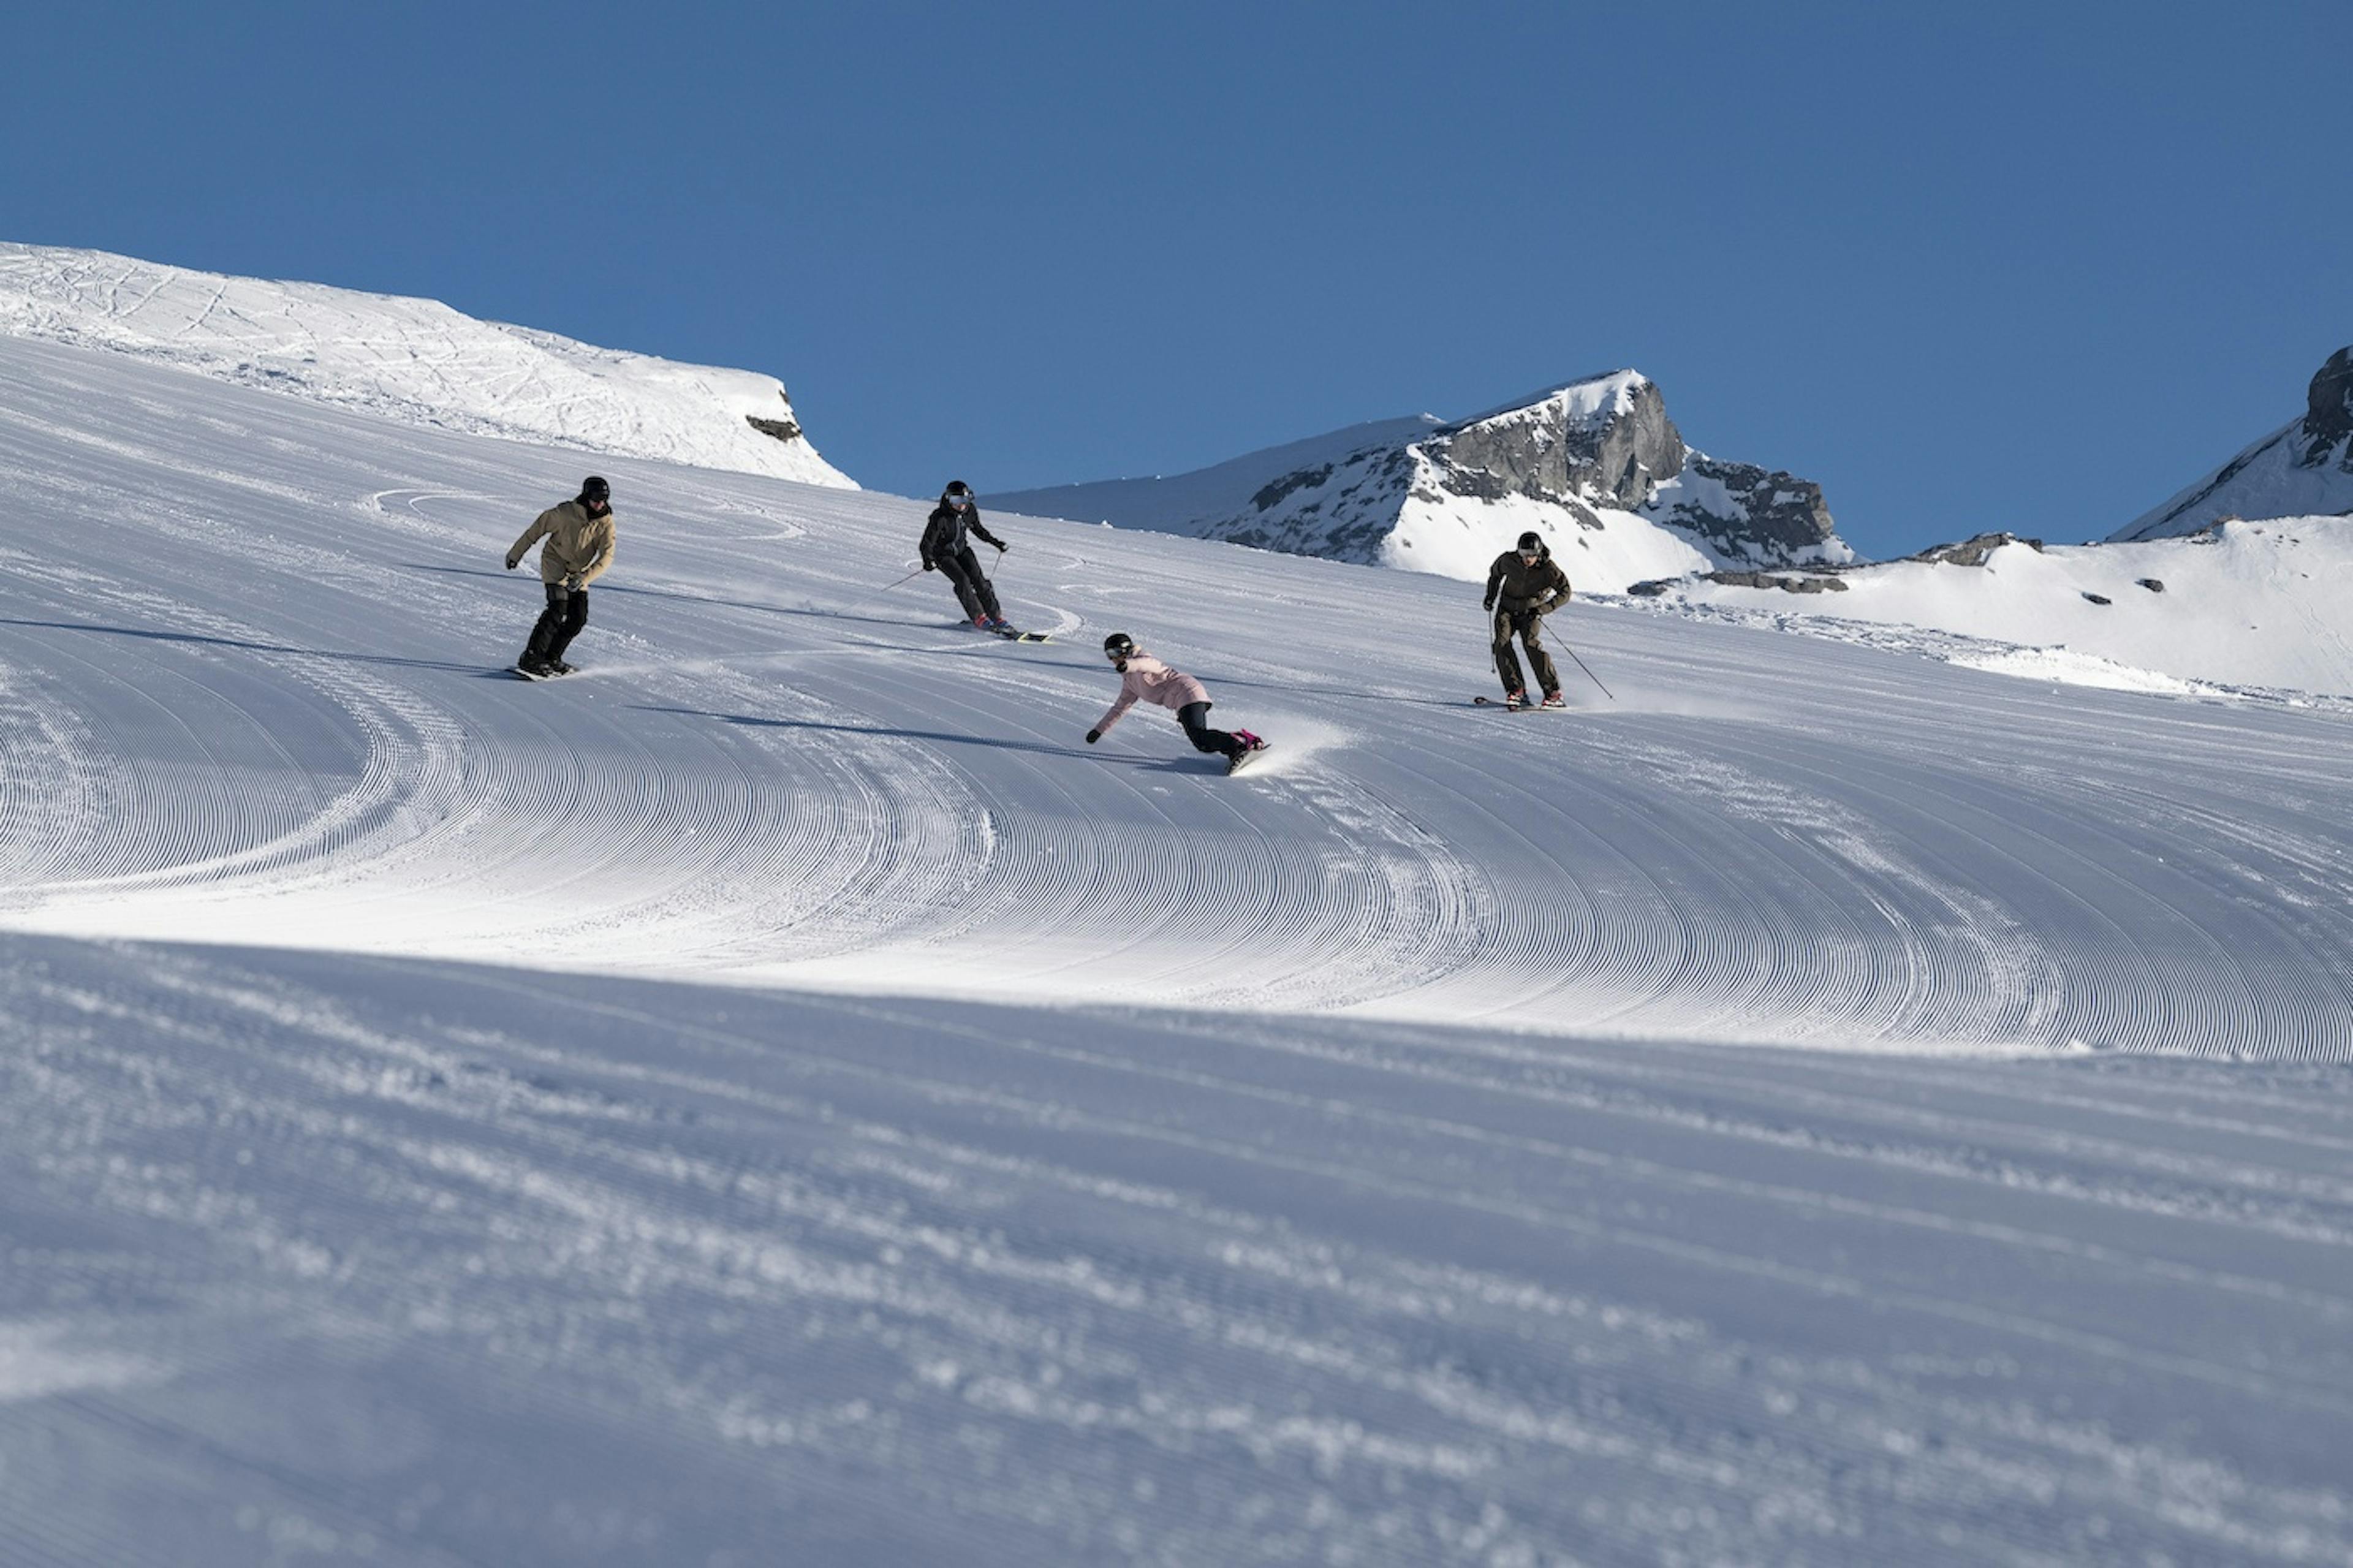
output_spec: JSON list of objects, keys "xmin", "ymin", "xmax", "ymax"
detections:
[
  {"xmin": 1226, "ymin": 737, "xmax": 1271, "ymax": 775},
  {"xmin": 511, "ymin": 664, "xmax": 576, "ymax": 681}
]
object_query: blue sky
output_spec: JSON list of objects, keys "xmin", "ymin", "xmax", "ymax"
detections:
[{"xmin": 7, "ymin": 1, "xmax": 2347, "ymax": 556}]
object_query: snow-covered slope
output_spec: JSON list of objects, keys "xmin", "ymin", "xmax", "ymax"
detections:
[
  {"xmin": 0, "ymin": 240, "xmax": 853, "ymax": 487},
  {"xmin": 2115, "ymin": 345, "xmax": 2353, "ymax": 540},
  {"xmin": 4, "ymin": 331, "xmax": 2352, "ymax": 1564},
  {"xmin": 1629, "ymin": 519, "xmax": 2353, "ymax": 697},
  {"xmin": 995, "ymin": 370, "xmax": 1853, "ymax": 586}
]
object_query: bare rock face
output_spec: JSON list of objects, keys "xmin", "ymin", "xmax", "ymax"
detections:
[
  {"xmin": 1626, "ymin": 569, "xmax": 1848, "ymax": 596},
  {"xmin": 1913, "ymin": 532, "xmax": 2045, "ymax": 567},
  {"xmin": 1645, "ymin": 456, "xmax": 1840, "ymax": 564},
  {"xmin": 1427, "ymin": 377, "xmax": 1687, "ymax": 510},
  {"xmin": 2302, "ymin": 347, "xmax": 2353, "ymax": 464}
]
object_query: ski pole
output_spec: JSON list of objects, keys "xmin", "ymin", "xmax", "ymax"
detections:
[
  {"xmin": 1561, "ymin": 640, "xmax": 1615, "ymax": 702},
  {"xmin": 837, "ymin": 566, "xmax": 925, "ymax": 618},
  {"xmin": 1501, "ymin": 607, "xmax": 1616, "ymax": 703}
]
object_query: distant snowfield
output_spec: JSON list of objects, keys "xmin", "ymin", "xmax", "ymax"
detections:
[
  {"xmin": 1644, "ymin": 523, "xmax": 2353, "ymax": 698},
  {"xmin": 0, "ymin": 241, "xmax": 852, "ymax": 487},
  {"xmin": 4, "ymin": 331, "xmax": 2352, "ymax": 1563}
]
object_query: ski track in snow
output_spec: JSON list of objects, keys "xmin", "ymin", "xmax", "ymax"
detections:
[{"xmin": 2, "ymin": 332, "xmax": 2352, "ymax": 1563}]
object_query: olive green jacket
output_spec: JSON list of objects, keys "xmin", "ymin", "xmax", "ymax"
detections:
[{"xmin": 507, "ymin": 500, "xmax": 616, "ymax": 586}]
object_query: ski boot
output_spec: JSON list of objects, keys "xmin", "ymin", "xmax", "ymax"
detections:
[
  {"xmin": 1503, "ymin": 689, "xmax": 1528, "ymax": 711},
  {"xmin": 1539, "ymin": 691, "xmax": 1566, "ymax": 709}
]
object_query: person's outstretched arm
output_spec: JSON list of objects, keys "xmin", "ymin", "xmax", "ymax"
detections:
[
  {"xmin": 506, "ymin": 509, "xmax": 554, "ymax": 569},
  {"xmin": 1088, "ymin": 676, "xmax": 1141, "ymax": 741}
]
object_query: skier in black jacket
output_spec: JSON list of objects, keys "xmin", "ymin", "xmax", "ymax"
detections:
[{"xmin": 920, "ymin": 481, "xmax": 1010, "ymax": 631}]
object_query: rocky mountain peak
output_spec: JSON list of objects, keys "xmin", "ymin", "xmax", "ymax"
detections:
[
  {"xmin": 1423, "ymin": 373, "xmax": 1687, "ymax": 515},
  {"xmin": 995, "ymin": 369, "xmax": 1849, "ymax": 585},
  {"xmin": 2302, "ymin": 346, "xmax": 2353, "ymax": 463},
  {"xmin": 2113, "ymin": 346, "xmax": 2353, "ymax": 540}
]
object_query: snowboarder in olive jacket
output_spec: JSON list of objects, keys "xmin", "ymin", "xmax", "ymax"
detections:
[
  {"xmin": 1086, "ymin": 633, "xmax": 1265, "ymax": 771},
  {"xmin": 1483, "ymin": 531, "xmax": 1573, "ymax": 706},
  {"xmin": 920, "ymin": 480, "xmax": 1010, "ymax": 630},
  {"xmin": 505, "ymin": 476, "xmax": 616, "ymax": 675}
]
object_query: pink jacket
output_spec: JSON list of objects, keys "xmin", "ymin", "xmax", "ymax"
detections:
[{"xmin": 1094, "ymin": 653, "xmax": 1211, "ymax": 735}]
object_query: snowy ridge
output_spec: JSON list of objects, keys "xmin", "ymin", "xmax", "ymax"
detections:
[
  {"xmin": 3, "ymin": 329, "xmax": 2352, "ymax": 1562},
  {"xmin": 0, "ymin": 240, "xmax": 854, "ymax": 487},
  {"xmin": 1623, "ymin": 519, "xmax": 2353, "ymax": 698},
  {"xmin": 996, "ymin": 369, "xmax": 1853, "ymax": 587},
  {"xmin": 2115, "ymin": 345, "xmax": 2353, "ymax": 540}
]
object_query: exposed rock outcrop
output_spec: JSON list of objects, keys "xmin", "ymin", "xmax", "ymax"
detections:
[
  {"xmin": 1913, "ymin": 532, "xmax": 2044, "ymax": 567},
  {"xmin": 2301, "ymin": 347, "xmax": 2353, "ymax": 464},
  {"xmin": 1642, "ymin": 457, "xmax": 1840, "ymax": 564}
]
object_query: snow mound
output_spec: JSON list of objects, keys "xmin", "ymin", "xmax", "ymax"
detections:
[
  {"xmin": 0, "ymin": 240, "xmax": 854, "ymax": 487},
  {"xmin": 1632, "ymin": 519, "xmax": 2353, "ymax": 697},
  {"xmin": 1947, "ymin": 645, "xmax": 2215, "ymax": 695}
]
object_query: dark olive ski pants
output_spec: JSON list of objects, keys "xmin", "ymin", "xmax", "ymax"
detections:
[
  {"xmin": 1491, "ymin": 607, "xmax": 1560, "ymax": 696},
  {"xmin": 526, "ymin": 583, "xmax": 589, "ymax": 664}
]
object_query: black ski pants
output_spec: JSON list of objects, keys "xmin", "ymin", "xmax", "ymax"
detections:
[
  {"xmin": 1491, "ymin": 607, "xmax": 1560, "ymax": 697},
  {"xmin": 1177, "ymin": 700, "xmax": 1243, "ymax": 761},
  {"xmin": 526, "ymin": 583, "xmax": 589, "ymax": 664},
  {"xmin": 936, "ymin": 543, "xmax": 1001, "ymax": 622}
]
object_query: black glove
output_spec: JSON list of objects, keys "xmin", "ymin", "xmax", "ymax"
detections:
[
  {"xmin": 563, "ymin": 572, "xmax": 583, "ymax": 592},
  {"xmin": 996, "ymin": 540, "xmax": 1009, "ymax": 555},
  {"xmin": 1085, "ymin": 729, "xmax": 1101, "ymax": 745},
  {"xmin": 1482, "ymin": 597, "xmax": 1495, "ymax": 612},
  {"xmin": 922, "ymin": 559, "xmax": 936, "ymax": 572},
  {"xmin": 504, "ymin": 558, "xmax": 519, "ymax": 571}
]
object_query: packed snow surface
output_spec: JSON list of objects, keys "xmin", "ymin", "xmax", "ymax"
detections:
[
  {"xmin": 0, "ymin": 240, "xmax": 852, "ymax": 487},
  {"xmin": 4, "ymin": 331, "xmax": 2353, "ymax": 1564}
]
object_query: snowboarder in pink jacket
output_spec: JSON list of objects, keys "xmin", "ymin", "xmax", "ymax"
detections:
[{"xmin": 1085, "ymin": 634, "xmax": 1266, "ymax": 771}]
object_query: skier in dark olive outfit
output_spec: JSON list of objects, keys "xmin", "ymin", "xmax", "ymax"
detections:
[
  {"xmin": 1483, "ymin": 530, "xmax": 1573, "ymax": 708},
  {"xmin": 505, "ymin": 476, "xmax": 617, "ymax": 676},
  {"xmin": 920, "ymin": 480, "xmax": 1011, "ymax": 631}
]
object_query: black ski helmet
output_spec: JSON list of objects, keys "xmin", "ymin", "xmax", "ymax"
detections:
[
  {"xmin": 1103, "ymin": 632, "xmax": 1135, "ymax": 659},
  {"xmin": 1516, "ymin": 530, "xmax": 1544, "ymax": 553},
  {"xmin": 944, "ymin": 480, "xmax": 972, "ymax": 498},
  {"xmin": 582, "ymin": 475, "xmax": 611, "ymax": 504}
]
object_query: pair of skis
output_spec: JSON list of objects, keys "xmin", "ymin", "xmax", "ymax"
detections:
[{"xmin": 1472, "ymin": 695, "xmax": 1568, "ymax": 712}]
